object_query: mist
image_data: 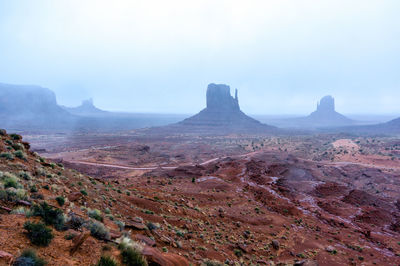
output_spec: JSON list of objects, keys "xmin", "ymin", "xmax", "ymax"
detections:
[{"xmin": 0, "ymin": 0, "xmax": 400, "ymax": 115}]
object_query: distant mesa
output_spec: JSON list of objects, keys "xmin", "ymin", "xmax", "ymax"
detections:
[
  {"xmin": 306, "ymin": 95, "xmax": 353, "ymax": 126},
  {"xmin": 177, "ymin": 83, "xmax": 275, "ymax": 132},
  {"xmin": 279, "ymin": 95, "xmax": 355, "ymax": 128},
  {"xmin": 0, "ymin": 83, "xmax": 69, "ymax": 117},
  {"xmin": 63, "ymin": 98, "xmax": 108, "ymax": 116}
]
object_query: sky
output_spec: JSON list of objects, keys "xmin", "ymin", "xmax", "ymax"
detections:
[{"xmin": 0, "ymin": 0, "xmax": 399, "ymax": 115}]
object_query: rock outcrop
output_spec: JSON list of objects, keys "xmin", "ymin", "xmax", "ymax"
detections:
[
  {"xmin": 178, "ymin": 83, "xmax": 275, "ymax": 132},
  {"xmin": 63, "ymin": 98, "xmax": 108, "ymax": 116}
]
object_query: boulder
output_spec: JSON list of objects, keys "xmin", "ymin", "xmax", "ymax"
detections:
[
  {"xmin": 70, "ymin": 231, "xmax": 90, "ymax": 255},
  {"xmin": 68, "ymin": 192, "xmax": 83, "ymax": 202},
  {"xmin": 125, "ymin": 221, "xmax": 147, "ymax": 230},
  {"xmin": 0, "ymin": 251, "xmax": 13, "ymax": 264},
  {"xmin": 271, "ymin": 240, "xmax": 280, "ymax": 250},
  {"xmin": 134, "ymin": 234, "xmax": 156, "ymax": 247},
  {"xmin": 142, "ymin": 246, "xmax": 189, "ymax": 266}
]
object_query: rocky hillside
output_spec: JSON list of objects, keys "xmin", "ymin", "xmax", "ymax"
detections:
[{"xmin": 0, "ymin": 129, "xmax": 189, "ymax": 265}]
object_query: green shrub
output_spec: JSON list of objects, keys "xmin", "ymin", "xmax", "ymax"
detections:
[
  {"xmin": 1, "ymin": 188, "xmax": 27, "ymax": 202},
  {"xmin": 24, "ymin": 222, "xmax": 53, "ymax": 246},
  {"xmin": 80, "ymin": 189, "xmax": 88, "ymax": 196},
  {"xmin": 66, "ymin": 213, "xmax": 85, "ymax": 230},
  {"xmin": 89, "ymin": 221, "xmax": 110, "ymax": 240},
  {"xmin": 10, "ymin": 133, "xmax": 22, "ymax": 140},
  {"xmin": 88, "ymin": 209, "xmax": 103, "ymax": 222},
  {"xmin": 0, "ymin": 189, "xmax": 6, "ymax": 201},
  {"xmin": 203, "ymin": 261, "xmax": 223, "ymax": 266},
  {"xmin": 3, "ymin": 175, "xmax": 20, "ymax": 188},
  {"xmin": 55, "ymin": 196, "xmax": 65, "ymax": 206},
  {"xmin": 97, "ymin": 255, "xmax": 119, "ymax": 266},
  {"xmin": 11, "ymin": 207, "xmax": 33, "ymax": 216},
  {"xmin": 13, "ymin": 249, "xmax": 46, "ymax": 266},
  {"xmin": 64, "ymin": 233, "xmax": 76, "ymax": 240},
  {"xmin": 115, "ymin": 220, "xmax": 125, "ymax": 231},
  {"xmin": 19, "ymin": 171, "xmax": 32, "ymax": 180},
  {"xmin": 120, "ymin": 247, "xmax": 147, "ymax": 266},
  {"xmin": 234, "ymin": 249, "xmax": 242, "ymax": 257},
  {"xmin": 14, "ymin": 150, "xmax": 26, "ymax": 160},
  {"xmin": 0, "ymin": 152, "xmax": 14, "ymax": 160},
  {"xmin": 31, "ymin": 202, "xmax": 65, "ymax": 230}
]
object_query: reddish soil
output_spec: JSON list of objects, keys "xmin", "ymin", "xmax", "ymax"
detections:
[{"xmin": 3, "ymin": 131, "xmax": 399, "ymax": 265}]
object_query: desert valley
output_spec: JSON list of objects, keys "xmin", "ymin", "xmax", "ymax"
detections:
[
  {"xmin": 0, "ymin": 83, "xmax": 399, "ymax": 266},
  {"xmin": 1, "ymin": 1, "xmax": 400, "ymax": 265}
]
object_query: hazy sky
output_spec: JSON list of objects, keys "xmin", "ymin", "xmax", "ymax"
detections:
[{"xmin": 0, "ymin": 0, "xmax": 400, "ymax": 115}]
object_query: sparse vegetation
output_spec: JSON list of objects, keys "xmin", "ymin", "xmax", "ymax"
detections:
[
  {"xmin": 66, "ymin": 213, "xmax": 85, "ymax": 230},
  {"xmin": 24, "ymin": 221, "xmax": 54, "ymax": 246},
  {"xmin": 55, "ymin": 196, "xmax": 65, "ymax": 206},
  {"xmin": 13, "ymin": 249, "xmax": 46, "ymax": 266},
  {"xmin": 120, "ymin": 246, "xmax": 147, "ymax": 266},
  {"xmin": 31, "ymin": 202, "xmax": 65, "ymax": 230},
  {"xmin": 97, "ymin": 255, "xmax": 119, "ymax": 266},
  {"xmin": 87, "ymin": 208, "xmax": 103, "ymax": 221},
  {"xmin": 0, "ymin": 152, "xmax": 14, "ymax": 160},
  {"xmin": 14, "ymin": 150, "xmax": 26, "ymax": 160},
  {"xmin": 88, "ymin": 220, "xmax": 110, "ymax": 240}
]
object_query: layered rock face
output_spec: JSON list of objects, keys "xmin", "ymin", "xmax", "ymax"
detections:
[
  {"xmin": 316, "ymin": 96, "xmax": 335, "ymax": 113},
  {"xmin": 206, "ymin": 83, "xmax": 239, "ymax": 111},
  {"xmin": 179, "ymin": 83, "xmax": 274, "ymax": 132}
]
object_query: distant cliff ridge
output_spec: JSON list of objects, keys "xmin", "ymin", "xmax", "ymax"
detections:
[{"xmin": 0, "ymin": 83, "xmax": 68, "ymax": 116}]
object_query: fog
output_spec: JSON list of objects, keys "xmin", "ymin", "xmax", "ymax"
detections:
[{"xmin": 0, "ymin": 0, "xmax": 400, "ymax": 115}]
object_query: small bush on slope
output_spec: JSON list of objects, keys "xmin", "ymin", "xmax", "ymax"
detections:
[
  {"xmin": 31, "ymin": 202, "xmax": 65, "ymax": 231},
  {"xmin": 24, "ymin": 222, "xmax": 53, "ymax": 246},
  {"xmin": 55, "ymin": 196, "xmax": 65, "ymax": 206},
  {"xmin": 13, "ymin": 249, "xmax": 46, "ymax": 266},
  {"xmin": 14, "ymin": 150, "xmax": 26, "ymax": 160},
  {"xmin": 97, "ymin": 255, "xmax": 119, "ymax": 266},
  {"xmin": 118, "ymin": 238, "xmax": 147, "ymax": 266},
  {"xmin": 88, "ymin": 208, "xmax": 103, "ymax": 222},
  {"xmin": 0, "ymin": 152, "xmax": 14, "ymax": 160},
  {"xmin": 88, "ymin": 220, "xmax": 110, "ymax": 240},
  {"xmin": 120, "ymin": 247, "xmax": 147, "ymax": 266}
]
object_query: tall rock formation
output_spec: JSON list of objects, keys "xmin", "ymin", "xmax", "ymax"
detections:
[
  {"xmin": 273, "ymin": 95, "xmax": 355, "ymax": 129},
  {"xmin": 206, "ymin": 84, "xmax": 239, "ymax": 111},
  {"xmin": 316, "ymin": 96, "xmax": 335, "ymax": 113},
  {"xmin": 178, "ymin": 83, "xmax": 275, "ymax": 132},
  {"xmin": 306, "ymin": 95, "xmax": 353, "ymax": 126}
]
